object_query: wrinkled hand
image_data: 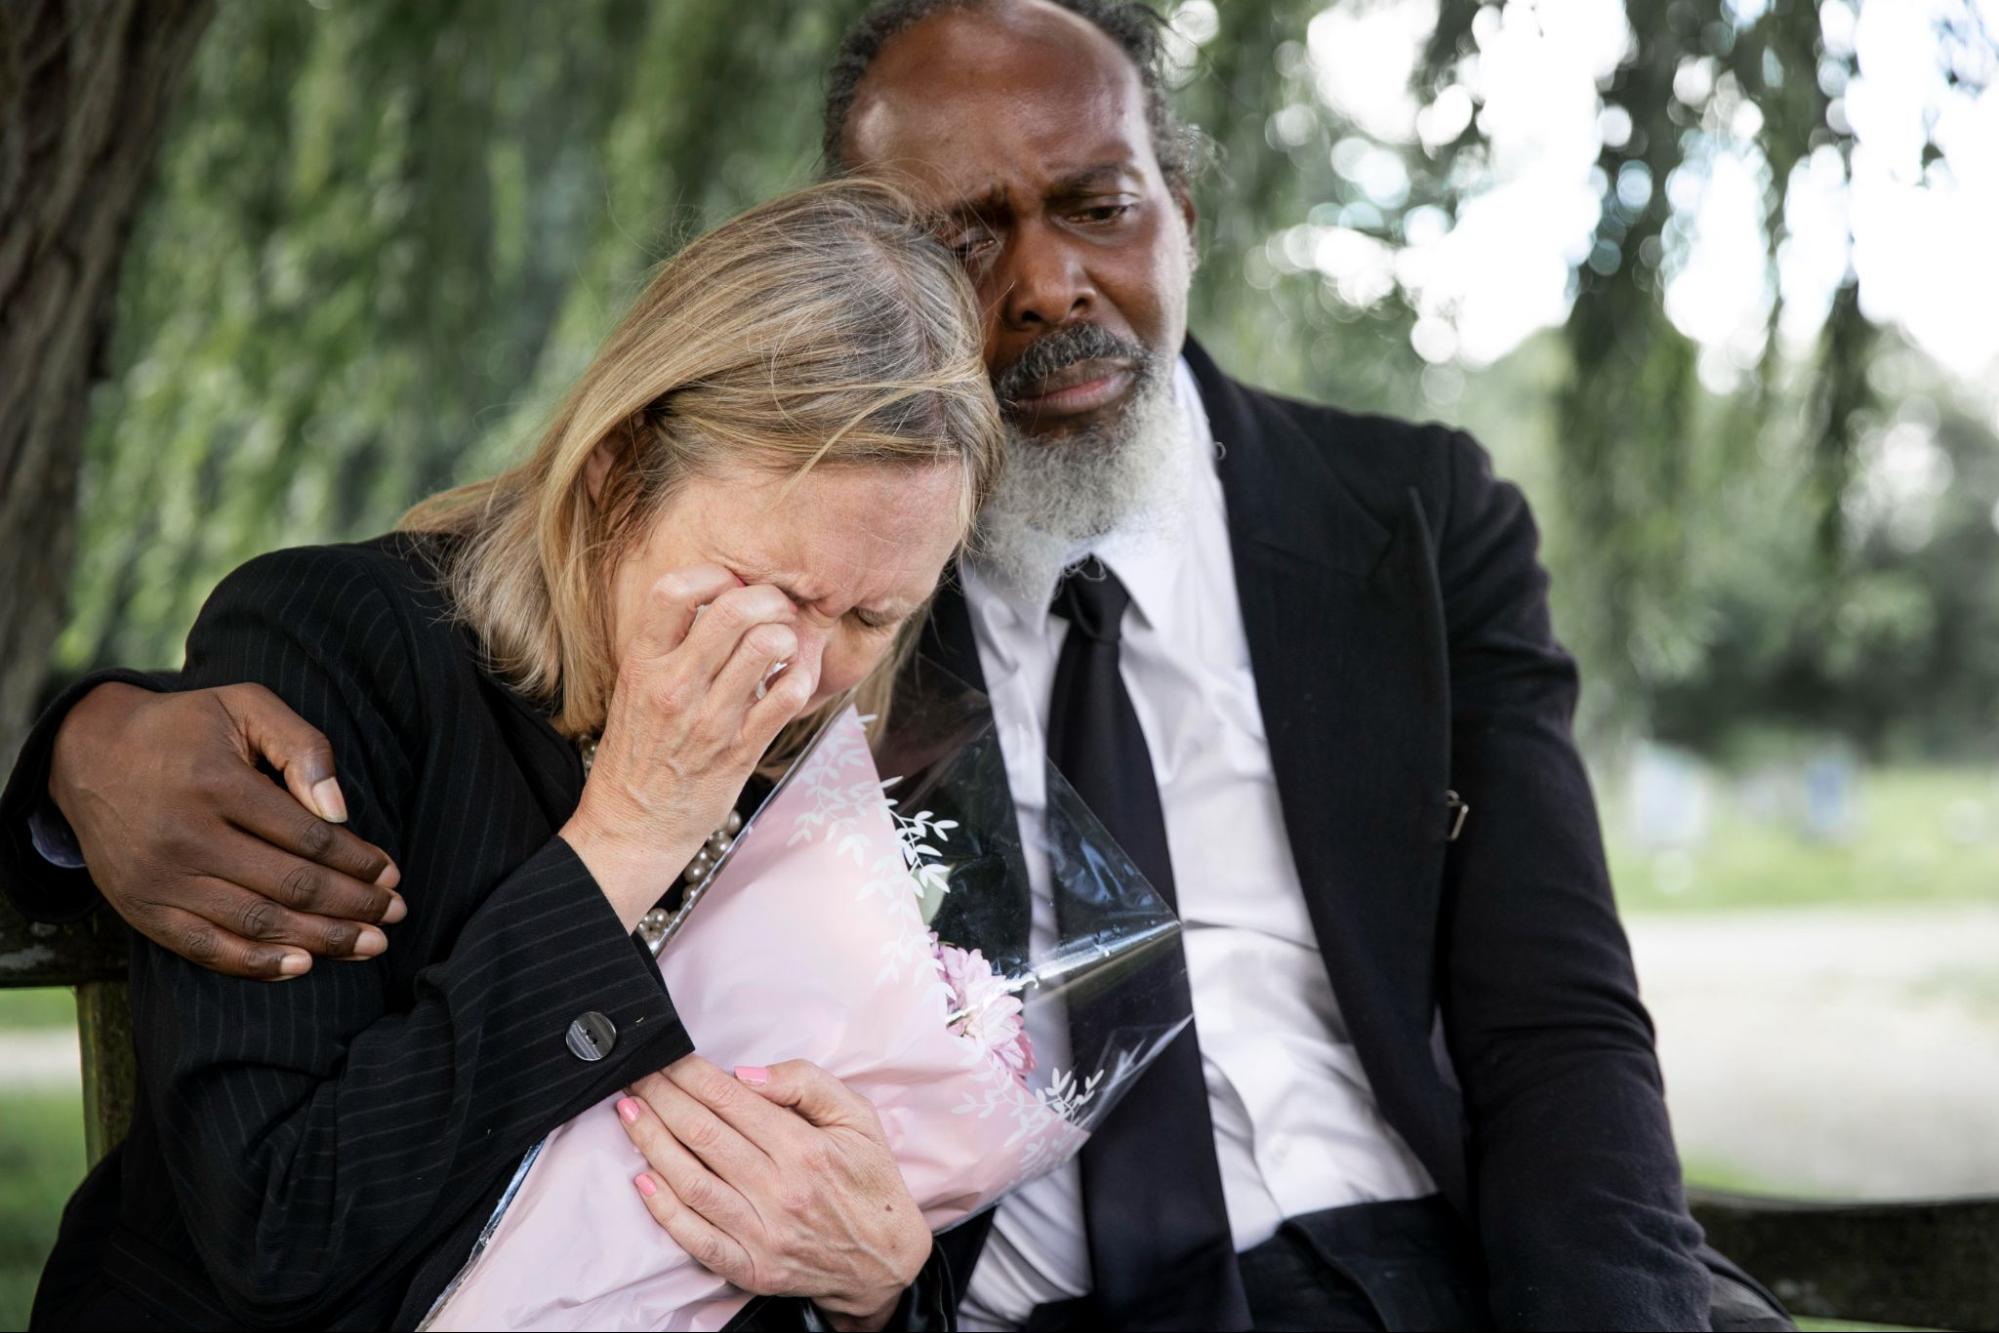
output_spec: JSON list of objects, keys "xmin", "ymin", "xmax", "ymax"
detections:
[
  {"xmin": 46, "ymin": 682, "xmax": 403, "ymax": 979},
  {"xmin": 617, "ymin": 1056, "xmax": 929, "ymax": 1331},
  {"xmin": 560, "ymin": 567, "xmax": 818, "ymax": 931}
]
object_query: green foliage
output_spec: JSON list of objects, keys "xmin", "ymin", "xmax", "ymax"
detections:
[
  {"xmin": 0, "ymin": 988, "xmax": 76, "ymax": 1031},
  {"xmin": 1410, "ymin": 0, "xmax": 1894, "ymax": 709},
  {"xmin": 55, "ymin": 0, "xmax": 1999, "ymax": 762},
  {"xmin": 62, "ymin": 0, "xmax": 880, "ymax": 673},
  {"xmin": 1644, "ymin": 349, "xmax": 1999, "ymax": 758},
  {"xmin": 0, "ymin": 1090, "xmax": 85, "ymax": 1330}
]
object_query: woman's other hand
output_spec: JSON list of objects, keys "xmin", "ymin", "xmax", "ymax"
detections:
[
  {"xmin": 559, "ymin": 566, "xmax": 819, "ymax": 930},
  {"xmin": 618, "ymin": 1055, "xmax": 930, "ymax": 1332}
]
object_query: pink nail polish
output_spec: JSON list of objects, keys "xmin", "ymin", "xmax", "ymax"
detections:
[
  {"xmin": 616, "ymin": 1097, "xmax": 641, "ymax": 1125},
  {"xmin": 635, "ymin": 1173, "xmax": 657, "ymax": 1198},
  {"xmin": 734, "ymin": 1065, "xmax": 770, "ymax": 1087}
]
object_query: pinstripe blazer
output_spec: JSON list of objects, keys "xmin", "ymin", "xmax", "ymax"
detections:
[{"xmin": 31, "ymin": 534, "xmax": 699, "ymax": 1330}]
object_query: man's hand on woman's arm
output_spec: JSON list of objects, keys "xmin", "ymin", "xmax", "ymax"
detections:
[{"xmin": 44, "ymin": 679, "xmax": 404, "ymax": 979}]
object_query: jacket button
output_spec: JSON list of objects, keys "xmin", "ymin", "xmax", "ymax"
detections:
[{"xmin": 566, "ymin": 1011, "xmax": 617, "ymax": 1062}]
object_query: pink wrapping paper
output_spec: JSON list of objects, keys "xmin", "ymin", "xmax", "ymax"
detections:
[{"xmin": 426, "ymin": 709, "xmax": 1082, "ymax": 1331}]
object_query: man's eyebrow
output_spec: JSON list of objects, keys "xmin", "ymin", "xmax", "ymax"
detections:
[
  {"xmin": 1049, "ymin": 161, "xmax": 1142, "ymax": 194},
  {"xmin": 933, "ymin": 166, "xmax": 1137, "ymax": 223},
  {"xmin": 940, "ymin": 184, "xmax": 1010, "ymax": 223}
]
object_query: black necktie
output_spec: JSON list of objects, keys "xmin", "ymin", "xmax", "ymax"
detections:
[{"xmin": 1045, "ymin": 557, "xmax": 1251, "ymax": 1330}]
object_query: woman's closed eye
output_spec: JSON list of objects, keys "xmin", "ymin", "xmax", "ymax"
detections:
[{"xmin": 848, "ymin": 607, "xmax": 900, "ymax": 632}]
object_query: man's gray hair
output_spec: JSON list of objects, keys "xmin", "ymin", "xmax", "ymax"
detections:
[{"xmin": 821, "ymin": 0, "xmax": 1206, "ymax": 188}]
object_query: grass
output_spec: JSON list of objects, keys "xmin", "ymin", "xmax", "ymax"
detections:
[
  {"xmin": 0, "ymin": 989, "xmax": 84, "ymax": 1328},
  {"xmin": 0, "ymin": 988, "xmax": 78, "ymax": 1031},
  {"xmin": 1605, "ymin": 765, "xmax": 1999, "ymax": 914},
  {"xmin": 0, "ymin": 1087, "xmax": 85, "ymax": 1330},
  {"xmin": 1680, "ymin": 1154, "xmax": 1794, "ymax": 1195}
]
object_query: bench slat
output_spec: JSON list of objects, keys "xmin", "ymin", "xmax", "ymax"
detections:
[
  {"xmin": 4, "ymin": 898, "xmax": 136, "ymax": 1164},
  {"xmin": 1690, "ymin": 1187, "xmax": 1999, "ymax": 1331},
  {"xmin": 76, "ymin": 979, "xmax": 138, "ymax": 1165},
  {"xmin": 0, "ymin": 899, "xmax": 128, "ymax": 987}
]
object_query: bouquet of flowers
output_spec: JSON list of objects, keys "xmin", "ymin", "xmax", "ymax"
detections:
[{"xmin": 422, "ymin": 665, "xmax": 1186, "ymax": 1331}]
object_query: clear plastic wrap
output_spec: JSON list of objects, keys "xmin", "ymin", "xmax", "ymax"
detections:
[{"xmin": 422, "ymin": 664, "xmax": 1187, "ymax": 1331}]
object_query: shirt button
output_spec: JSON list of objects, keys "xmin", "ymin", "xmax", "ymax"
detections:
[{"xmin": 565, "ymin": 1011, "xmax": 617, "ymax": 1062}]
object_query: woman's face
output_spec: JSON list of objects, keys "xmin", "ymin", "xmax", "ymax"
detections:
[{"xmin": 607, "ymin": 460, "xmax": 968, "ymax": 708}]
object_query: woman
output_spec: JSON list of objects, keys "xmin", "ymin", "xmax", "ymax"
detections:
[{"xmin": 32, "ymin": 178, "xmax": 1004, "ymax": 1331}]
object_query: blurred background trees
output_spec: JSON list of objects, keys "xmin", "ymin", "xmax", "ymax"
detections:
[
  {"xmin": 40, "ymin": 0, "xmax": 1999, "ymax": 769},
  {"xmin": 0, "ymin": 0, "xmax": 213, "ymax": 773}
]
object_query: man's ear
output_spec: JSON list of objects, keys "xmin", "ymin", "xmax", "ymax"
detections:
[
  {"xmin": 1171, "ymin": 181, "xmax": 1200, "ymax": 270},
  {"xmin": 584, "ymin": 436, "xmax": 620, "ymax": 504},
  {"xmin": 1172, "ymin": 180, "xmax": 1198, "ymax": 238}
]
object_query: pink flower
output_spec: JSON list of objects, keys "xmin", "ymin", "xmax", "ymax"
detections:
[{"xmin": 933, "ymin": 937, "xmax": 1035, "ymax": 1080}]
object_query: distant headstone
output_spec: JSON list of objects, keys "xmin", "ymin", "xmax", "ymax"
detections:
[
  {"xmin": 1802, "ymin": 751, "xmax": 1857, "ymax": 843},
  {"xmin": 1627, "ymin": 742, "xmax": 1712, "ymax": 851}
]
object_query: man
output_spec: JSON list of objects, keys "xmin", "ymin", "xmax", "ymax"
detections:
[{"xmin": 3, "ymin": 2, "xmax": 1790, "ymax": 1329}]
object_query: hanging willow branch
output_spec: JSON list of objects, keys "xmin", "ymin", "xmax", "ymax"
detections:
[{"xmin": 0, "ymin": 0, "xmax": 214, "ymax": 772}]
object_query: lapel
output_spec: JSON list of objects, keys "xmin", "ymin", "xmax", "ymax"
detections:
[
  {"xmin": 917, "ymin": 567, "xmax": 986, "ymax": 696},
  {"xmin": 901, "ymin": 570, "xmax": 1041, "ymax": 973},
  {"xmin": 1188, "ymin": 340, "xmax": 1453, "ymax": 1075}
]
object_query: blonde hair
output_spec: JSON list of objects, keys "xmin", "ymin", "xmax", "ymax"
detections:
[{"xmin": 401, "ymin": 177, "xmax": 1003, "ymax": 752}]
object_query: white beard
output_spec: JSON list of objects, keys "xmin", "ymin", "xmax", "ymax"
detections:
[{"xmin": 968, "ymin": 370, "xmax": 1192, "ymax": 605}]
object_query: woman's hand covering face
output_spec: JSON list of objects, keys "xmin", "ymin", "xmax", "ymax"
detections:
[
  {"xmin": 609, "ymin": 461, "xmax": 967, "ymax": 711},
  {"xmin": 559, "ymin": 565, "xmax": 819, "ymax": 931},
  {"xmin": 566, "ymin": 461, "xmax": 968, "ymax": 928}
]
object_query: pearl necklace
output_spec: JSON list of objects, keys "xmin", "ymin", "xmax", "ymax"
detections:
[{"xmin": 579, "ymin": 736, "xmax": 742, "ymax": 949}]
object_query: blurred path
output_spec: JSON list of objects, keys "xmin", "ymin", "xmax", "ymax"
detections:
[
  {"xmin": 1630, "ymin": 903, "xmax": 1999, "ymax": 1199},
  {"xmin": 0, "ymin": 1030, "xmax": 81, "ymax": 1090}
]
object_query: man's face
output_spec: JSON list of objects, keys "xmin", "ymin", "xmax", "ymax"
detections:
[{"xmin": 841, "ymin": 0, "xmax": 1196, "ymax": 442}]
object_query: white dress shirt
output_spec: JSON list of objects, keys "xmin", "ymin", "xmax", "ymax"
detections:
[{"xmin": 957, "ymin": 360, "xmax": 1435, "ymax": 1330}]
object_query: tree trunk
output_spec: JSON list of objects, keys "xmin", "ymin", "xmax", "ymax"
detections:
[{"xmin": 0, "ymin": 0, "xmax": 214, "ymax": 773}]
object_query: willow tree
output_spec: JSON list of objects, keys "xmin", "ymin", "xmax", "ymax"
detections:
[
  {"xmin": 57, "ymin": 0, "xmax": 882, "ymax": 680},
  {"xmin": 1171, "ymin": 0, "xmax": 1974, "ymax": 726},
  {"xmin": 39, "ymin": 0, "xmax": 1993, "ymax": 750},
  {"xmin": 1415, "ymin": 0, "xmax": 1986, "ymax": 714}
]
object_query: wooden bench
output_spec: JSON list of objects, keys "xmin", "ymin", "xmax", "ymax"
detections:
[
  {"xmin": 4, "ymin": 899, "xmax": 1994, "ymax": 1329},
  {"xmin": 3, "ymin": 902, "xmax": 135, "ymax": 1164}
]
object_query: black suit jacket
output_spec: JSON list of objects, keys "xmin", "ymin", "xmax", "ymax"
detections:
[
  {"xmin": 23, "ymin": 535, "xmax": 698, "ymax": 1329},
  {"xmin": 921, "ymin": 340, "xmax": 1714, "ymax": 1329},
  {"xmin": 14, "ymin": 536, "xmax": 958, "ymax": 1332}
]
